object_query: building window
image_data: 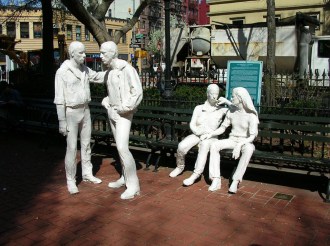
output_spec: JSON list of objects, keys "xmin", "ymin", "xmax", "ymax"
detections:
[
  {"xmin": 85, "ymin": 26, "xmax": 90, "ymax": 41},
  {"xmin": 67, "ymin": 25, "xmax": 72, "ymax": 40},
  {"xmin": 231, "ymin": 18, "xmax": 245, "ymax": 26},
  {"xmin": 53, "ymin": 24, "xmax": 59, "ymax": 38},
  {"xmin": 108, "ymin": 9, "xmax": 112, "ymax": 17},
  {"xmin": 6, "ymin": 22, "xmax": 16, "ymax": 38},
  {"xmin": 307, "ymin": 13, "xmax": 320, "ymax": 30},
  {"xmin": 33, "ymin": 22, "xmax": 42, "ymax": 38},
  {"xmin": 108, "ymin": 29, "xmax": 113, "ymax": 36},
  {"xmin": 263, "ymin": 15, "xmax": 281, "ymax": 24},
  {"xmin": 76, "ymin": 25, "xmax": 81, "ymax": 41},
  {"xmin": 318, "ymin": 40, "xmax": 330, "ymax": 58},
  {"xmin": 122, "ymin": 33, "xmax": 126, "ymax": 44},
  {"xmin": 20, "ymin": 22, "xmax": 29, "ymax": 38}
]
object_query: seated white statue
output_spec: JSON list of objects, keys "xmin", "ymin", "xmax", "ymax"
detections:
[
  {"xmin": 201, "ymin": 87, "xmax": 259, "ymax": 193},
  {"xmin": 169, "ymin": 84, "xmax": 232, "ymax": 187}
]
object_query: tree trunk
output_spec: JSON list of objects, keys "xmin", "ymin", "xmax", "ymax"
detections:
[
  {"xmin": 41, "ymin": 0, "xmax": 55, "ymax": 94},
  {"xmin": 266, "ymin": 0, "xmax": 276, "ymax": 106},
  {"xmin": 61, "ymin": 0, "xmax": 152, "ymax": 45}
]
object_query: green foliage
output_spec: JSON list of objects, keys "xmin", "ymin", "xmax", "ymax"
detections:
[
  {"xmin": 172, "ymin": 85, "xmax": 206, "ymax": 102},
  {"xmin": 285, "ymin": 99, "xmax": 322, "ymax": 109},
  {"xmin": 145, "ymin": 29, "xmax": 163, "ymax": 55},
  {"xmin": 90, "ymin": 83, "xmax": 107, "ymax": 98},
  {"xmin": 143, "ymin": 87, "xmax": 161, "ymax": 99}
]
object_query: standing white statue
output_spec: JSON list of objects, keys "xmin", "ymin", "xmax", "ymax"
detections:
[
  {"xmin": 100, "ymin": 41, "xmax": 143, "ymax": 200},
  {"xmin": 54, "ymin": 41, "xmax": 105, "ymax": 194},
  {"xmin": 202, "ymin": 87, "xmax": 259, "ymax": 193},
  {"xmin": 169, "ymin": 84, "xmax": 232, "ymax": 187}
]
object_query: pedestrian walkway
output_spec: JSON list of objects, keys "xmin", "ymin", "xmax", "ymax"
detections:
[{"xmin": 0, "ymin": 132, "xmax": 329, "ymax": 245}]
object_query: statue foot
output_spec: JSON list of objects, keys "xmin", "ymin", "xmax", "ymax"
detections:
[
  {"xmin": 120, "ymin": 189, "xmax": 140, "ymax": 200},
  {"xmin": 183, "ymin": 173, "xmax": 200, "ymax": 186},
  {"xmin": 108, "ymin": 176, "xmax": 125, "ymax": 188},
  {"xmin": 169, "ymin": 167, "xmax": 184, "ymax": 178},
  {"xmin": 228, "ymin": 180, "xmax": 239, "ymax": 194},
  {"xmin": 83, "ymin": 175, "xmax": 102, "ymax": 184},
  {"xmin": 208, "ymin": 178, "xmax": 221, "ymax": 191},
  {"xmin": 67, "ymin": 180, "xmax": 79, "ymax": 194}
]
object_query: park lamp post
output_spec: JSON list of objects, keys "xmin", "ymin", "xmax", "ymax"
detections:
[{"xmin": 162, "ymin": 0, "xmax": 173, "ymax": 99}]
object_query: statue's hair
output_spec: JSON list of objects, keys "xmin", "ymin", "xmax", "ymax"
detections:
[
  {"xmin": 232, "ymin": 87, "xmax": 259, "ymax": 120},
  {"xmin": 207, "ymin": 84, "xmax": 220, "ymax": 94},
  {"xmin": 101, "ymin": 41, "xmax": 119, "ymax": 58},
  {"xmin": 68, "ymin": 41, "xmax": 85, "ymax": 56}
]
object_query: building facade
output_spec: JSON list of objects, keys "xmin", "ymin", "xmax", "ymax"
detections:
[
  {"xmin": 198, "ymin": 0, "xmax": 210, "ymax": 25},
  {"xmin": 0, "ymin": 6, "xmax": 133, "ymax": 74},
  {"xmin": 207, "ymin": 0, "xmax": 330, "ymax": 35}
]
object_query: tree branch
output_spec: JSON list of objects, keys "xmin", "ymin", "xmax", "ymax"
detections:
[
  {"xmin": 114, "ymin": 0, "xmax": 151, "ymax": 43},
  {"xmin": 61, "ymin": 0, "xmax": 110, "ymax": 45}
]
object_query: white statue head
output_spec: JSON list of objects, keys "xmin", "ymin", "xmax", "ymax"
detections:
[
  {"xmin": 68, "ymin": 41, "xmax": 86, "ymax": 66},
  {"xmin": 232, "ymin": 87, "xmax": 258, "ymax": 116},
  {"xmin": 100, "ymin": 41, "xmax": 119, "ymax": 66},
  {"xmin": 206, "ymin": 84, "xmax": 220, "ymax": 105}
]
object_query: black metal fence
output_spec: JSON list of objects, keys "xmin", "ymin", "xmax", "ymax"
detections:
[{"xmin": 139, "ymin": 70, "xmax": 330, "ymax": 108}]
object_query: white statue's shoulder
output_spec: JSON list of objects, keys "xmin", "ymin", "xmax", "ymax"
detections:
[{"xmin": 115, "ymin": 59, "xmax": 128, "ymax": 70}]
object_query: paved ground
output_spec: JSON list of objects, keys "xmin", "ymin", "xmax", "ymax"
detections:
[{"xmin": 0, "ymin": 131, "xmax": 330, "ymax": 246}]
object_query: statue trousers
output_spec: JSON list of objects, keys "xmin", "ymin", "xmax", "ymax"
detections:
[{"xmin": 65, "ymin": 104, "xmax": 93, "ymax": 181}]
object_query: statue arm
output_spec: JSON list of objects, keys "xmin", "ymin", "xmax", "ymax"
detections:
[
  {"xmin": 54, "ymin": 72, "xmax": 67, "ymax": 136},
  {"xmin": 200, "ymin": 113, "xmax": 230, "ymax": 140},
  {"xmin": 232, "ymin": 114, "xmax": 259, "ymax": 159},
  {"xmin": 217, "ymin": 97, "xmax": 232, "ymax": 107},
  {"xmin": 189, "ymin": 106, "xmax": 203, "ymax": 136},
  {"xmin": 87, "ymin": 67, "xmax": 106, "ymax": 84},
  {"xmin": 118, "ymin": 67, "xmax": 143, "ymax": 114}
]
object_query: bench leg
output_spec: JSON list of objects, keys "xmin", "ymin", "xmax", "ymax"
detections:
[
  {"xmin": 144, "ymin": 152, "xmax": 153, "ymax": 171},
  {"xmin": 153, "ymin": 155, "xmax": 161, "ymax": 172},
  {"xmin": 325, "ymin": 178, "xmax": 330, "ymax": 203}
]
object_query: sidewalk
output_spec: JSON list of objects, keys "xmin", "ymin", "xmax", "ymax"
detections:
[{"xmin": 0, "ymin": 131, "xmax": 329, "ymax": 246}]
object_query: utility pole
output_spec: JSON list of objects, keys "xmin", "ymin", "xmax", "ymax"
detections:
[
  {"xmin": 130, "ymin": 0, "xmax": 137, "ymax": 70},
  {"xmin": 163, "ymin": 0, "xmax": 172, "ymax": 98}
]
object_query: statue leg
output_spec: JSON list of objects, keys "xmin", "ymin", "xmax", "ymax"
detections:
[
  {"xmin": 183, "ymin": 138, "xmax": 216, "ymax": 186},
  {"xmin": 208, "ymin": 139, "xmax": 236, "ymax": 191},
  {"xmin": 80, "ymin": 106, "xmax": 102, "ymax": 184},
  {"xmin": 65, "ymin": 108, "xmax": 80, "ymax": 194},
  {"xmin": 113, "ymin": 113, "xmax": 140, "ymax": 200},
  {"xmin": 108, "ymin": 118, "xmax": 126, "ymax": 189},
  {"xmin": 169, "ymin": 134, "xmax": 200, "ymax": 178},
  {"xmin": 229, "ymin": 143, "xmax": 255, "ymax": 194}
]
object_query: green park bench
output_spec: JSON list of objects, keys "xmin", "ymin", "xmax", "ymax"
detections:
[
  {"xmin": 17, "ymin": 98, "xmax": 330, "ymax": 202},
  {"xmin": 90, "ymin": 103, "xmax": 330, "ymax": 202}
]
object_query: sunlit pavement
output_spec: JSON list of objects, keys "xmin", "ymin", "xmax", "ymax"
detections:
[{"xmin": 0, "ymin": 131, "xmax": 329, "ymax": 245}]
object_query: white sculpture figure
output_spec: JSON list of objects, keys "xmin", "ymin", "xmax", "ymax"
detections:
[
  {"xmin": 100, "ymin": 41, "xmax": 143, "ymax": 200},
  {"xmin": 169, "ymin": 84, "xmax": 232, "ymax": 187},
  {"xmin": 54, "ymin": 41, "xmax": 105, "ymax": 194},
  {"xmin": 202, "ymin": 87, "xmax": 259, "ymax": 193}
]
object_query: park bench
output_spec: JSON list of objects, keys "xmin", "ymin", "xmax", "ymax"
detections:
[
  {"xmin": 100, "ymin": 105, "xmax": 330, "ymax": 202},
  {"xmin": 14, "ymin": 98, "xmax": 59, "ymax": 147},
  {"xmin": 16, "ymin": 99, "xmax": 330, "ymax": 202}
]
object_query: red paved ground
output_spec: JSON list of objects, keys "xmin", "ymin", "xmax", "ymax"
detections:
[{"xmin": 0, "ymin": 131, "xmax": 329, "ymax": 245}]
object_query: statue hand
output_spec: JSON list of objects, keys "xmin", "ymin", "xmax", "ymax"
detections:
[
  {"xmin": 117, "ymin": 105, "xmax": 130, "ymax": 114},
  {"xmin": 200, "ymin": 133, "xmax": 212, "ymax": 140},
  {"xmin": 108, "ymin": 107, "xmax": 120, "ymax": 121},
  {"xmin": 232, "ymin": 144, "xmax": 242, "ymax": 159},
  {"xmin": 101, "ymin": 97, "xmax": 110, "ymax": 109},
  {"xmin": 217, "ymin": 97, "xmax": 230, "ymax": 106},
  {"xmin": 59, "ymin": 120, "xmax": 68, "ymax": 136}
]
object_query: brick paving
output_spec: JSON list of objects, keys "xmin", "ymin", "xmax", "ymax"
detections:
[{"xmin": 0, "ymin": 131, "xmax": 330, "ymax": 246}]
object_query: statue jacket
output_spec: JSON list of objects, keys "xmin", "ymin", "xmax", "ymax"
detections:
[{"xmin": 104, "ymin": 59, "xmax": 143, "ymax": 114}]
